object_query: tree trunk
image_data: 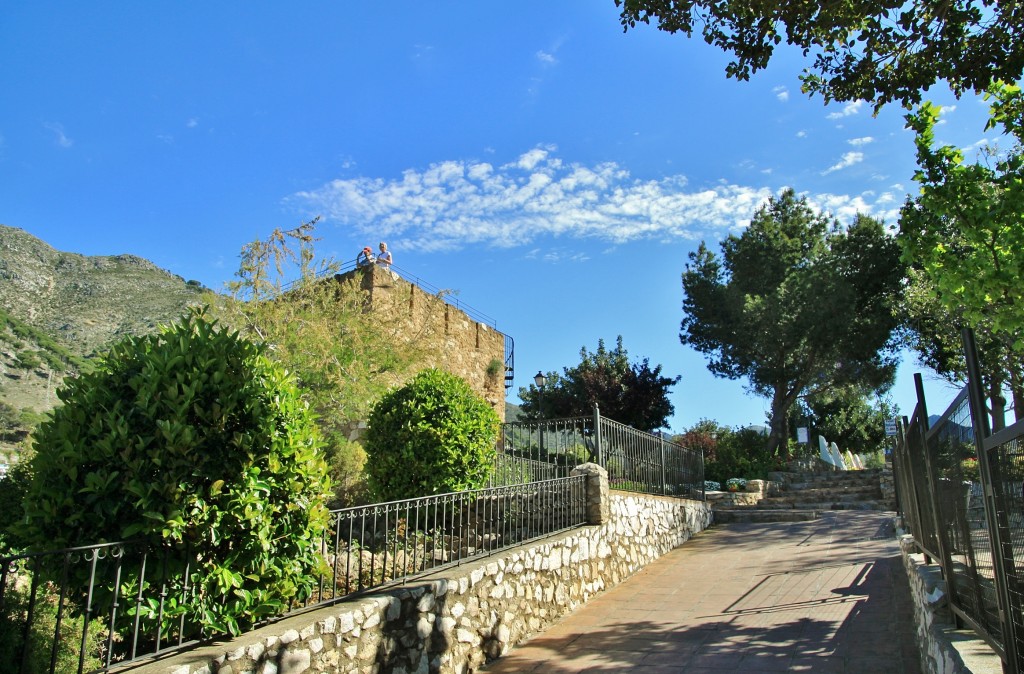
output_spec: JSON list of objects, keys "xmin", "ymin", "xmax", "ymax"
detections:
[
  {"xmin": 1010, "ymin": 363, "xmax": 1024, "ymax": 424},
  {"xmin": 767, "ymin": 385, "xmax": 795, "ymax": 461},
  {"xmin": 988, "ymin": 375, "xmax": 1007, "ymax": 433}
]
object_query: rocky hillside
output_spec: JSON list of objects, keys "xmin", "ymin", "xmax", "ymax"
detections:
[{"xmin": 0, "ymin": 225, "xmax": 209, "ymax": 457}]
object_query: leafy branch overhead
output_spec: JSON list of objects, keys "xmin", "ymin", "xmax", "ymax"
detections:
[
  {"xmin": 616, "ymin": 0, "xmax": 1024, "ymax": 110},
  {"xmin": 900, "ymin": 84, "xmax": 1024, "ymax": 345}
]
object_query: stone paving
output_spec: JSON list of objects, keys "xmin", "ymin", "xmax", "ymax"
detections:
[{"xmin": 481, "ymin": 511, "xmax": 921, "ymax": 673}]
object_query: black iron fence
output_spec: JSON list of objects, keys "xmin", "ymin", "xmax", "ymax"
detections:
[
  {"xmin": 496, "ymin": 405, "xmax": 705, "ymax": 500},
  {"xmin": 893, "ymin": 329, "xmax": 1024, "ymax": 673},
  {"xmin": 0, "ymin": 475, "xmax": 587, "ymax": 674}
]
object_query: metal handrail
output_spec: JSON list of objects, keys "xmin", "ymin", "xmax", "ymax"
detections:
[{"xmin": 0, "ymin": 475, "xmax": 587, "ymax": 674}]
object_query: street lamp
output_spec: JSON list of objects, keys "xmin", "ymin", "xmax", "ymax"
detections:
[
  {"xmin": 534, "ymin": 371, "xmax": 547, "ymax": 457},
  {"xmin": 533, "ymin": 371, "xmax": 546, "ymax": 416}
]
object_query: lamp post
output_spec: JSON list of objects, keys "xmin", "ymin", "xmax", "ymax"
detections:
[
  {"xmin": 533, "ymin": 371, "xmax": 546, "ymax": 417},
  {"xmin": 534, "ymin": 371, "xmax": 546, "ymax": 458}
]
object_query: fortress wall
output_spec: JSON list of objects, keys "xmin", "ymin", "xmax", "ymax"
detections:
[{"xmin": 348, "ymin": 266, "xmax": 508, "ymax": 421}]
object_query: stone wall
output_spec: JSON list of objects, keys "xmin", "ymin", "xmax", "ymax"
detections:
[
  {"xmin": 132, "ymin": 477, "xmax": 711, "ymax": 674},
  {"xmin": 343, "ymin": 266, "xmax": 508, "ymax": 421},
  {"xmin": 896, "ymin": 530, "xmax": 1001, "ymax": 674}
]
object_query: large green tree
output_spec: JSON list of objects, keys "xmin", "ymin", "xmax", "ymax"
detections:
[
  {"xmin": 518, "ymin": 336, "xmax": 680, "ymax": 432},
  {"xmin": 902, "ymin": 267, "xmax": 1024, "ymax": 429},
  {"xmin": 681, "ymin": 189, "xmax": 905, "ymax": 458},
  {"xmin": 616, "ymin": 0, "xmax": 1024, "ymax": 109},
  {"xmin": 900, "ymin": 84, "xmax": 1024, "ymax": 348}
]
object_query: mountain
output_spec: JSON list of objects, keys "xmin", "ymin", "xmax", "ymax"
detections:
[{"xmin": 0, "ymin": 225, "xmax": 209, "ymax": 455}]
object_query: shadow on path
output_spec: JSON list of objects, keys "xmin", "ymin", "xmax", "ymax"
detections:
[{"xmin": 482, "ymin": 512, "xmax": 920, "ymax": 673}]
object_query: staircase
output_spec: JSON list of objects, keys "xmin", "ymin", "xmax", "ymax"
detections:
[{"xmin": 713, "ymin": 468, "xmax": 892, "ymax": 524}]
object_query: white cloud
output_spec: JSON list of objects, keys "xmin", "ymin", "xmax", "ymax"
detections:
[
  {"xmin": 157, "ymin": 134, "xmax": 174, "ymax": 144},
  {"xmin": 294, "ymin": 148, "xmax": 900, "ymax": 252},
  {"xmin": 961, "ymin": 138, "xmax": 991, "ymax": 155},
  {"xmin": 821, "ymin": 151, "xmax": 864, "ymax": 175},
  {"xmin": 796, "ymin": 130, "xmax": 807, "ymax": 138},
  {"xmin": 847, "ymin": 136, "xmax": 874, "ymax": 146},
  {"xmin": 826, "ymin": 101, "xmax": 865, "ymax": 120},
  {"xmin": 186, "ymin": 118, "xmax": 199, "ymax": 128},
  {"xmin": 44, "ymin": 122, "xmax": 73, "ymax": 148},
  {"xmin": 536, "ymin": 50, "xmax": 557, "ymax": 65},
  {"xmin": 773, "ymin": 86, "xmax": 789, "ymax": 102}
]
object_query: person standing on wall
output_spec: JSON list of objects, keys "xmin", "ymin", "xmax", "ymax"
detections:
[
  {"xmin": 376, "ymin": 242, "xmax": 392, "ymax": 268},
  {"xmin": 356, "ymin": 246, "xmax": 375, "ymax": 267}
]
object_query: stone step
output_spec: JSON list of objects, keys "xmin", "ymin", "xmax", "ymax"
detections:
[
  {"xmin": 777, "ymin": 484, "xmax": 881, "ymax": 497},
  {"xmin": 713, "ymin": 508, "xmax": 820, "ymax": 524},
  {"xmin": 783, "ymin": 480, "xmax": 881, "ymax": 491},
  {"xmin": 780, "ymin": 469, "xmax": 884, "ymax": 483},
  {"xmin": 751, "ymin": 499, "xmax": 891, "ymax": 511},
  {"xmin": 763, "ymin": 491, "xmax": 882, "ymax": 506}
]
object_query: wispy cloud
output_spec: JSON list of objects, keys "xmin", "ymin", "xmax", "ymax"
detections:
[
  {"xmin": 536, "ymin": 50, "xmax": 557, "ymax": 65},
  {"xmin": 44, "ymin": 122, "xmax": 73, "ymax": 148},
  {"xmin": 847, "ymin": 136, "xmax": 874, "ymax": 146},
  {"xmin": 294, "ymin": 148, "xmax": 898, "ymax": 252},
  {"xmin": 773, "ymin": 86, "xmax": 789, "ymax": 102},
  {"xmin": 826, "ymin": 101, "xmax": 865, "ymax": 120},
  {"xmin": 796, "ymin": 130, "xmax": 807, "ymax": 138},
  {"xmin": 525, "ymin": 247, "xmax": 590, "ymax": 263},
  {"xmin": 821, "ymin": 151, "xmax": 864, "ymax": 175},
  {"xmin": 186, "ymin": 117, "xmax": 199, "ymax": 128}
]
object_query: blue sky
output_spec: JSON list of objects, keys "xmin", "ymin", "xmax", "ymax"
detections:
[{"xmin": 2, "ymin": 2, "xmax": 993, "ymax": 432}]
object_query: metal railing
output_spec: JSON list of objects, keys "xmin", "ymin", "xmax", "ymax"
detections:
[
  {"xmin": 0, "ymin": 475, "xmax": 587, "ymax": 674},
  {"xmin": 496, "ymin": 405, "xmax": 705, "ymax": 500},
  {"xmin": 893, "ymin": 328, "xmax": 1024, "ymax": 673}
]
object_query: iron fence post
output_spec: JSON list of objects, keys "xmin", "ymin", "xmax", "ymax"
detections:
[
  {"xmin": 594, "ymin": 403, "xmax": 603, "ymax": 467},
  {"xmin": 914, "ymin": 372, "xmax": 967, "ymax": 626},
  {"xmin": 964, "ymin": 327, "xmax": 1021, "ymax": 674},
  {"xmin": 659, "ymin": 434, "xmax": 667, "ymax": 496}
]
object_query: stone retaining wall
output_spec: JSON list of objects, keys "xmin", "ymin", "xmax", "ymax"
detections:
[
  {"xmin": 897, "ymin": 530, "xmax": 1000, "ymax": 674},
  {"xmin": 133, "ymin": 473, "xmax": 711, "ymax": 674}
]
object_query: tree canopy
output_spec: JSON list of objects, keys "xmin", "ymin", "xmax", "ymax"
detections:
[
  {"xmin": 615, "ymin": 0, "xmax": 1024, "ymax": 110},
  {"xmin": 680, "ymin": 189, "xmax": 905, "ymax": 457},
  {"xmin": 518, "ymin": 336, "xmax": 680, "ymax": 432},
  {"xmin": 788, "ymin": 384, "xmax": 893, "ymax": 453},
  {"xmin": 899, "ymin": 84, "xmax": 1024, "ymax": 349},
  {"xmin": 901, "ymin": 267, "xmax": 1024, "ymax": 429}
]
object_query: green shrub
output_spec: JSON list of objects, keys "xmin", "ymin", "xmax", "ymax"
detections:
[
  {"xmin": 14, "ymin": 350, "xmax": 41, "ymax": 370},
  {"xmin": 0, "ymin": 460, "xmax": 32, "ymax": 554},
  {"xmin": 703, "ymin": 427, "xmax": 778, "ymax": 483},
  {"xmin": 0, "ymin": 579, "xmax": 105, "ymax": 674},
  {"xmin": 865, "ymin": 451, "xmax": 887, "ymax": 470},
  {"xmin": 323, "ymin": 434, "xmax": 369, "ymax": 507},
  {"xmin": 20, "ymin": 309, "xmax": 332, "ymax": 636},
  {"xmin": 365, "ymin": 368, "xmax": 500, "ymax": 501}
]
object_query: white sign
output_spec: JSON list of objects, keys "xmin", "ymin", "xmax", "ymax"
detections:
[
  {"xmin": 797, "ymin": 427, "xmax": 809, "ymax": 443},
  {"xmin": 884, "ymin": 419, "xmax": 898, "ymax": 437}
]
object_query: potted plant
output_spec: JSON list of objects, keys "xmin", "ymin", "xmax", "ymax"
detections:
[{"xmin": 726, "ymin": 477, "xmax": 747, "ymax": 492}]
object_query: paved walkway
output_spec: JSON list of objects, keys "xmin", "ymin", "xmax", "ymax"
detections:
[{"xmin": 481, "ymin": 511, "xmax": 921, "ymax": 673}]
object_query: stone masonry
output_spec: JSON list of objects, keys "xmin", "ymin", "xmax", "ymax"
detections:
[
  {"xmin": 132, "ymin": 468, "xmax": 711, "ymax": 674},
  {"xmin": 340, "ymin": 266, "xmax": 508, "ymax": 421}
]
